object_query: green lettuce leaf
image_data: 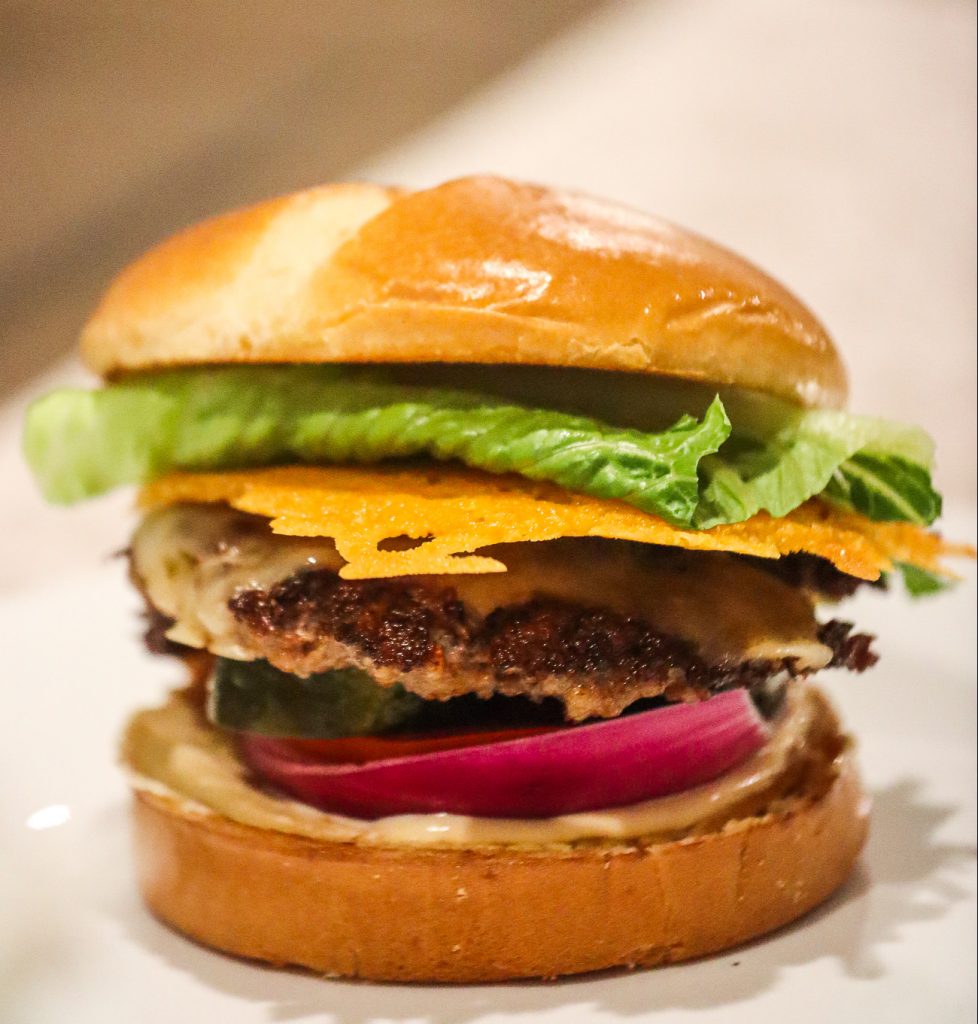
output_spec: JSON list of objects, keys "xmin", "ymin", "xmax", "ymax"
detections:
[
  {"xmin": 23, "ymin": 365, "xmax": 941, "ymax": 531},
  {"xmin": 23, "ymin": 366, "xmax": 731, "ymax": 526},
  {"xmin": 823, "ymin": 454, "xmax": 941, "ymax": 524},
  {"xmin": 896, "ymin": 562, "xmax": 951, "ymax": 597},
  {"xmin": 694, "ymin": 396, "xmax": 940, "ymax": 528}
]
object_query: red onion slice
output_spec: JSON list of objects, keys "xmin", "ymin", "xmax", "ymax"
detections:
[{"xmin": 240, "ymin": 690, "xmax": 770, "ymax": 819}]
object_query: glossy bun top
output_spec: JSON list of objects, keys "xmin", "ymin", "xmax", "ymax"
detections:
[{"xmin": 81, "ymin": 176, "xmax": 846, "ymax": 407}]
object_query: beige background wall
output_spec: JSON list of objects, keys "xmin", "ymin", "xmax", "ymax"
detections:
[{"xmin": 1, "ymin": 1, "xmax": 603, "ymax": 393}]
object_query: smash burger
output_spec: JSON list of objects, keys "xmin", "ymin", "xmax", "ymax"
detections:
[{"xmin": 24, "ymin": 177, "xmax": 967, "ymax": 981}]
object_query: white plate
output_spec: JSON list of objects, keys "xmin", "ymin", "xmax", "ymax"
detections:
[{"xmin": 1, "ymin": 513, "xmax": 975, "ymax": 1024}]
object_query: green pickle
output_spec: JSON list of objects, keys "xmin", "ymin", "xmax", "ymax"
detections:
[{"xmin": 208, "ymin": 658, "xmax": 425, "ymax": 739}]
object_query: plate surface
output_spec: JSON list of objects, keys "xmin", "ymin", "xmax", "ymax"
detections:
[{"xmin": 1, "ymin": 513, "xmax": 975, "ymax": 1024}]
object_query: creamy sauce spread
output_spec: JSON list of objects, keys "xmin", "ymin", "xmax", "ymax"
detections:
[
  {"xmin": 123, "ymin": 686, "xmax": 821, "ymax": 848},
  {"xmin": 131, "ymin": 504, "xmax": 832, "ymax": 669}
]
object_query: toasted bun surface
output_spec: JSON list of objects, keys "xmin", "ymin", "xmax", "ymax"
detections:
[
  {"xmin": 82, "ymin": 177, "xmax": 846, "ymax": 407},
  {"xmin": 127, "ymin": 689, "xmax": 867, "ymax": 982}
]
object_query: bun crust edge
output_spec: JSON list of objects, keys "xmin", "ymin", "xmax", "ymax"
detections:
[
  {"xmin": 82, "ymin": 177, "xmax": 846, "ymax": 408},
  {"xmin": 130, "ymin": 741, "xmax": 868, "ymax": 982}
]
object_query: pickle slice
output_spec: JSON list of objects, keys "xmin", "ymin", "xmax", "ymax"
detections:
[{"xmin": 208, "ymin": 658, "xmax": 425, "ymax": 738}]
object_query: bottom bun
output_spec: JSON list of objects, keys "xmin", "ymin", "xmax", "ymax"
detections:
[{"xmin": 129, "ymin": 690, "xmax": 868, "ymax": 982}]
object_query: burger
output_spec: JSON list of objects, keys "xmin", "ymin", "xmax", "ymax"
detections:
[{"xmin": 23, "ymin": 176, "xmax": 967, "ymax": 982}]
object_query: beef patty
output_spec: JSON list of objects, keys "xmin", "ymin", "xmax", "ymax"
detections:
[
  {"xmin": 132, "ymin": 503, "xmax": 877, "ymax": 721},
  {"xmin": 222, "ymin": 570, "xmax": 875, "ymax": 720}
]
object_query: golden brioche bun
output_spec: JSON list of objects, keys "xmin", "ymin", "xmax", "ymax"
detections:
[
  {"xmin": 126, "ymin": 687, "xmax": 867, "ymax": 982},
  {"xmin": 81, "ymin": 176, "xmax": 846, "ymax": 407}
]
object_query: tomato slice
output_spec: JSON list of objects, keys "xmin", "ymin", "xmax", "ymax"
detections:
[{"xmin": 276, "ymin": 725, "xmax": 564, "ymax": 764}]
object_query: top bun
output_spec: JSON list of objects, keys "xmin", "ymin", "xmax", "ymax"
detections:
[{"xmin": 81, "ymin": 176, "xmax": 846, "ymax": 408}]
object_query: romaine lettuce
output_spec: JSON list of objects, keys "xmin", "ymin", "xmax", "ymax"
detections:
[
  {"xmin": 694, "ymin": 398, "xmax": 940, "ymax": 527},
  {"xmin": 896, "ymin": 562, "xmax": 951, "ymax": 597},
  {"xmin": 23, "ymin": 367, "xmax": 730, "ymax": 526},
  {"xmin": 23, "ymin": 365, "xmax": 941, "ymax": 530}
]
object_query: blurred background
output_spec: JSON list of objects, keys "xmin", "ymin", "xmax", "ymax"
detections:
[
  {"xmin": 1, "ymin": 0, "xmax": 603, "ymax": 393},
  {"xmin": 1, "ymin": 0, "xmax": 975, "ymax": 591}
]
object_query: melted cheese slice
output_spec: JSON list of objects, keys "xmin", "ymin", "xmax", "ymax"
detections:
[{"xmin": 140, "ymin": 466, "xmax": 967, "ymax": 581}]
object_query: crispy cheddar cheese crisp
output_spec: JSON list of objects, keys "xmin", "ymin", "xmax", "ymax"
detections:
[{"xmin": 139, "ymin": 467, "xmax": 965, "ymax": 581}]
